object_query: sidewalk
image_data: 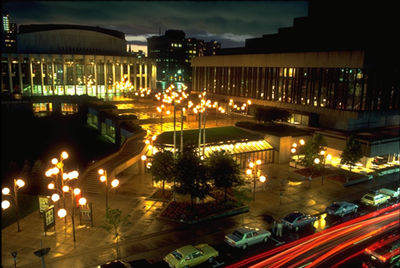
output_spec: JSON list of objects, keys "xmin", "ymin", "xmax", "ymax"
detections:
[{"xmin": 1, "ymin": 165, "xmax": 163, "ymax": 268}]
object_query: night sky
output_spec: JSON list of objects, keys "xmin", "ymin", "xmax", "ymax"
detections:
[{"xmin": 3, "ymin": 1, "xmax": 308, "ymax": 52}]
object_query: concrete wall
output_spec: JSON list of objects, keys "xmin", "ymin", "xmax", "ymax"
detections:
[{"xmin": 192, "ymin": 50, "xmax": 365, "ymax": 68}]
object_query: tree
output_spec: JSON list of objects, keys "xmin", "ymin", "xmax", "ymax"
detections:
[
  {"xmin": 100, "ymin": 208, "xmax": 131, "ymax": 259},
  {"xmin": 150, "ymin": 150, "xmax": 175, "ymax": 196},
  {"xmin": 255, "ymin": 107, "xmax": 290, "ymax": 123},
  {"xmin": 205, "ymin": 151, "xmax": 244, "ymax": 202},
  {"xmin": 340, "ymin": 135, "xmax": 363, "ymax": 172},
  {"xmin": 173, "ymin": 147, "xmax": 210, "ymax": 207},
  {"xmin": 299, "ymin": 133, "xmax": 327, "ymax": 175}
]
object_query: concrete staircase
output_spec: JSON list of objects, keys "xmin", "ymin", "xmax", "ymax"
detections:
[{"xmin": 80, "ymin": 131, "xmax": 147, "ymax": 194}]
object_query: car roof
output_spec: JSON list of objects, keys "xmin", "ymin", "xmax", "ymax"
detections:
[
  {"xmin": 177, "ymin": 245, "xmax": 199, "ymax": 256},
  {"xmin": 237, "ymin": 226, "xmax": 258, "ymax": 233}
]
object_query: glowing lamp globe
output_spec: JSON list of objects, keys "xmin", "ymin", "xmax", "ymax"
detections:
[
  {"xmin": 2, "ymin": 187, "xmax": 10, "ymax": 195},
  {"xmin": 51, "ymin": 193, "xmax": 60, "ymax": 202},
  {"xmin": 2, "ymin": 200, "xmax": 10, "ymax": 210},
  {"xmin": 111, "ymin": 179, "xmax": 119, "ymax": 188},
  {"xmin": 78, "ymin": 197, "xmax": 87, "ymax": 205},
  {"xmin": 58, "ymin": 208, "xmax": 67, "ymax": 218},
  {"xmin": 16, "ymin": 179, "xmax": 25, "ymax": 188}
]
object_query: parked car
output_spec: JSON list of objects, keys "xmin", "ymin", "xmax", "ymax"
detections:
[
  {"xmin": 281, "ymin": 212, "xmax": 317, "ymax": 231},
  {"xmin": 164, "ymin": 244, "xmax": 218, "ymax": 268},
  {"xmin": 360, "ymin": 192, "xmax": 390, "ymax": 206},
  {"xmin": 224, "ymin": 226, "xmax": 271, "ymax": 250},
  {"xmin": 325, "ymin": 201, "xmax": 358, "ymax": 217},
  {"xmin": 378, "ymin": 188, "xmax": 400, "ymax": 199}
]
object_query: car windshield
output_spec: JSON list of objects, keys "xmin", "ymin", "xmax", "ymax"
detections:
[
  {"xmin": 328, "ymin": 203, "xmax": 341, "ymax": 210},
  {"xmin": 364, "ymin": 196, "xmax": 373, "ymax": 201},
  {"xmin": 284, "ymin": 213, "xmax": 302, "ymax": 222},
  {"xmin": 171, "ymin": 251, "xmax": 183, "ymax": 260},
  {"xmin": 232, "ymin": 230, "xmax": 244, "ymax": 238}
]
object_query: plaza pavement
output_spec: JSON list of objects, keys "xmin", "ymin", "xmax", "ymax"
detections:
[{"xmin": 2, "ymin": 161, "xmax": 399, "ymax": 268}]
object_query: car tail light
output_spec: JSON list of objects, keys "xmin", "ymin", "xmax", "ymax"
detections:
[{"xmin": 378, "ymin": 255, "xmax": 386, "ymax": 263}]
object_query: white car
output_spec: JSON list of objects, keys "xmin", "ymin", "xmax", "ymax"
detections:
[
  {"xmin": 378, "ymin": 188, "xmax": 400, "ymax": 199},
  {"xmin": 225, "ymin": 226, "xmax": 271, "ymax": 250}
]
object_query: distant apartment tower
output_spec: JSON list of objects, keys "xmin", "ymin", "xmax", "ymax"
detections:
[
  {"xmin": 147, "ymin": 29, "xmax": 208, "ymax": 91},
  {"xmin": 203, "ymin": 40, "xmax": 221, "ymax": 56},
  {"xmin": 1, "ymin": 11, "xmax": 17, "ymax": 53}
]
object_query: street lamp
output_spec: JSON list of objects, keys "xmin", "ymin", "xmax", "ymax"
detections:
[
  {"xmin": 246, "ymin": 160, "xmax": 265, "ymax": 201},
  {"xmin": 156, "ymin": 104, "xmax": 166, "ymax": 132},
  {"xmin": 98, "ymin": 169, "xmax": 119, "ymax": 211},
  {"xmin": 291, "ymin": 139, "xmax": 306, "ymax": 168},
  {"xmin": 47, "ymin": 151, "xmax": 86, "ymax": 243},
  {"xmin": 56, "ymin": 170, "xmax": 86, "ymax": 243},
  {"xmin": 314, "ymin": 150, "xmax": 327, "ymax": 185},
  {"xmin": 2, "ymin": 178, "xmax": 25, "ymax": 232}
]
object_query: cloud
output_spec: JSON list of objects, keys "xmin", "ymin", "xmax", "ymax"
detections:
[{"xmin": 4, "ymin": 1, "xmax": 308, "ymax": 48}]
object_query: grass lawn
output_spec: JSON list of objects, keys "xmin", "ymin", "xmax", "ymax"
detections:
[{"xmin": 155, "ymin": 126, "xmax": 262, "ymax": 146}]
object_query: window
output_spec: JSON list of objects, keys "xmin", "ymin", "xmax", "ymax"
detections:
[{"xmin": 192, "ymin": 252, "xmax": 202, "ymax": 258}]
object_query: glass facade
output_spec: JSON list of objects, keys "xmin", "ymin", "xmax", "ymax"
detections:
[
  {"xmin": 194, "ymin": 66, "xmax": 399, "ymax": 112},
  {"xmin": 1, "ymin": 54, "xmax": 157, "ymax": 98}
]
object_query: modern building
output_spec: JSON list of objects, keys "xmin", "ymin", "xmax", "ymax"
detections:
[
  {"xmin": 191, "ymin": 0, "xmax": 399, "ymax": 167},
  {"xmin": 1, "ymin": 24, "xmax": 156, "ymax": 98},
  {"xmin": 1, "ymin": 10, "xmax": 17, "ymax": 53},
  {"xmin": 147, "ymin": 30, "xmax": 220, "ymax": 91}
]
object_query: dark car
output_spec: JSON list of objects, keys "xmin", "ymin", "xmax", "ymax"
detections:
[
  {"xmin": 281, "ymin": 212, "xmax": 317, "ymax": 231},
  {"xmin": 325, "ymin": 201, "xmax": 358, "ymax": 217}
]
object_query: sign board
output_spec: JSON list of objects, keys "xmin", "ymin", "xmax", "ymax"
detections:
[
  {"xmin": 43, "ymin": 205, "xmax": 55, "ymax": 233},
  {"xmin": 79, "ymin": 202, "xmax": 93, "ymax": 227},
  {"xmin": 38, "ymin": 195, "xmax": 50, "ymax": 214}
]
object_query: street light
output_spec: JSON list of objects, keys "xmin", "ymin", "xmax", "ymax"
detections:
[
  {"xmin": 56, "ymin": 176, "xmax": 86, "ymax": 243},
  {"xmin": 246, "ymin": 160, "xmax": 265, "ymax": 201},
  {"xmin": 2, "ymin": 178, "xmax": 25, "ymax": 231},
  {"xmin": 314, "ymin": 150, "xmax": 327, "ymax": 185},
  {"xmin": 98, "ymin": 169, "xmax": 119, "ymax": 211},
  {"xmin": 47, "ymin": 151, "xmax": 86, "ymax": 243},
  {"xmin": 291, "ymin": 139, "xmax": 306, "ymax": 168}
]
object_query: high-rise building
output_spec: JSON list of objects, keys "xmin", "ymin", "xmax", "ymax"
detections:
[
  {"xmin": 147, "ymin": 30, "xmax": 206, "ymax": 91},
  {"xmin": 1, "ymin": 10, "xmax": 17, "ymax": 53},
  {"xmin": 203, "ymin": 40, "xmax": 221, "ymax": 56}
]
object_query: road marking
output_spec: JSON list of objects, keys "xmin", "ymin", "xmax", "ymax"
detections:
[
  {"xmin": 269, "ymin": 237, "xmax": 285, "ymax": 246},
  {"xmin": 298, "ymin": 262, "xmax": 312, "ymax": 268}
]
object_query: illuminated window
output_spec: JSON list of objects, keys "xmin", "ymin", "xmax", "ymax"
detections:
[{"xmin": 288, "ymin": 68, "xmax": 293, "ymax": 77}]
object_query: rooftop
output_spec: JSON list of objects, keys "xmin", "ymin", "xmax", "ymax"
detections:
[{"xmin": 18, "ymin": 24, "xmax": 125, "ymax": 40}]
